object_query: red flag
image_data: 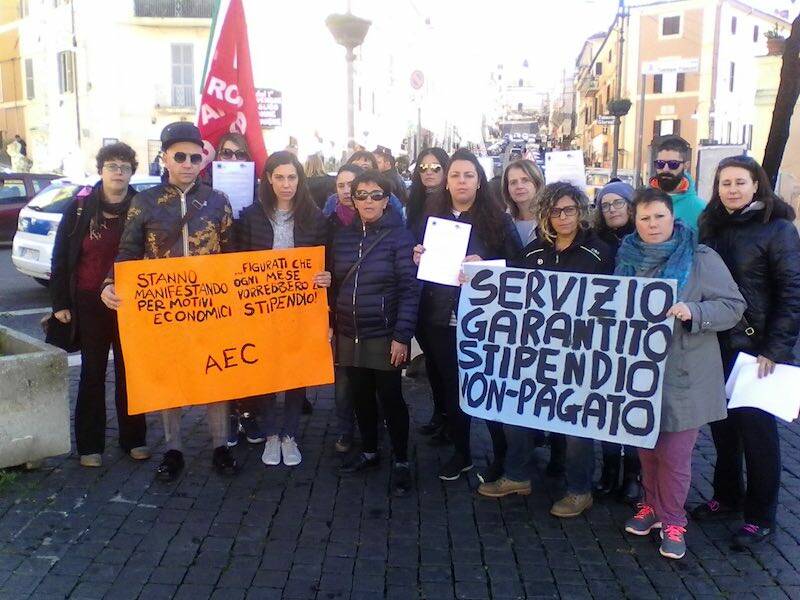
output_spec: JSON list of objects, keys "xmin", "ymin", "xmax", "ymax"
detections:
[{"xmin": 197, "ymin": 0, "xmax": 267, "ymax": 174}]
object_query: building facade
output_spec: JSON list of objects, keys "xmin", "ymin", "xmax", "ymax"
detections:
[
  {"xmin": 573, "ymin": 0, "xmax": 788, "ymax": 183},
  {"xmin": 18, "ymin": 0, "xmax": 211, "ymax": 175}
]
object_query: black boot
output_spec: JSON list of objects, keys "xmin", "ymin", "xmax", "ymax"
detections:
[
  {"xmin": 594, "ymin": 455, "xmax": 621, "ymax": 497},
  {"xmin": 619, "ymin": 449, "xmax": 642, "ymax": 504},
  {"xmin": 419, "ymin": 413, "xmax": 445, "ymax": 435}
]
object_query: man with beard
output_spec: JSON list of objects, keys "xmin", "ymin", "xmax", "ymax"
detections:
[{"xmin": 649, "ymin": 136, "xmax": 705, "ymax": 230}]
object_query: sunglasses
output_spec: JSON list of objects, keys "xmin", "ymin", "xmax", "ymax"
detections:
[
  {"xmin": 353, "ymin": 190, "xmax": 388, "ymax": 202},
  {"xmin": 654, "ymin": 159, "xmax": 684, "ymax": 170},
  {"xmin": 600, "ymin": 198, "xmax": 628, "ymax": 212},
  {"xmin": 550, "ymin": 206, "xmax": 579, "ymax": 218},
  {"xmin": 219, "ymin": 148, "xmax": 249, "ymax": 160},
  {"xmin": 419, "ymin": 163, "xmax": 442, "ymax": 173},
  {"xmin": 172, "ymin": 152, "xmax": 203, "ymax": 165}
]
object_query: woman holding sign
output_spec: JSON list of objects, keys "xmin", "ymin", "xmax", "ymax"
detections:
[
  {"xmin": 616, "ymin": 187, "xmax": 745, "ymax": 560},
  {"xmin": 483, "ymin": 183, "xmax": 614, "ymax": 508},
  {"xmin": 406, "ymin": 147, "xmax": 451, "ymax": 441},
  {"xmin": 332, "ymin": 170, "xmax": 420, "ymax": 496},
  {"xmin": 692, "ymin": 156, "xmax": 800, "ymax": 549},
  {"xmin": 237, "ymin": 151, "xmax": 330, "ymax": 468},
  {"xmin": 413, "ymin": 148, "xmax": 522, "ymax": 482}
]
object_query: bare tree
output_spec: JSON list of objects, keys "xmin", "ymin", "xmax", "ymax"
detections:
[{"xmin": 763, "ymin": 14, "xmax": 800, "ymax": 186}]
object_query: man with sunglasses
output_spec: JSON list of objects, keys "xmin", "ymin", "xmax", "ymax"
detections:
[
  {"xmin": 649, "ymin": 136, "xmax": 705, "ymax": 230},
  {"xmin": 100, "ymin": 121, "xmax": 238, "ymax": 481}
]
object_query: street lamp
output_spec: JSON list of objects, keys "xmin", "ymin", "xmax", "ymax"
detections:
[{"xmin": 326, "ymin": 11, "xmax": 371, "ymax": 149}]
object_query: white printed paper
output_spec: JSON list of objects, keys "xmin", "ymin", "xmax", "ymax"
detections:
[
  {"xmin": 544, "ymin": 150, "xmax": 587, "ymax": 191},
  {"xmin": 417, "ymin": 217, "xmax": 472, "ymax": 287},
  {"xmin": 726, "ymin": 352, "xmax": 800, "ymax": 422},
  {"xmin": 212, "ymin": 161, "xmax": 255, "ymax": 218}
]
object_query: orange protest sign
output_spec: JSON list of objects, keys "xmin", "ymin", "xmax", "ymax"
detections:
[{"xmin": 115, "ymin": 247, "xmax": 334, "ymax": 415}]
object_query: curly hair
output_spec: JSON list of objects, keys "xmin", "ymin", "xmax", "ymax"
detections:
[
  {"xmin": 536, "ymin": 182, "xmax": 590, "ymax": 243},
  {"xmin": 95, "ymin": 142, "xmax": 137, "ymax": 175}
]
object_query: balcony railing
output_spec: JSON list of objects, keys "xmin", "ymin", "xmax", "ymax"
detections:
[{"xmin": 134, "ymin": 0, "xmax": 212, "ymax": 18}]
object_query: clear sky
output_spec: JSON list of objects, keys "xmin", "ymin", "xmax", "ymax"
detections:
[{"xmin": 242, "ymin": 0, "xmax": 798, "ymax": 158}]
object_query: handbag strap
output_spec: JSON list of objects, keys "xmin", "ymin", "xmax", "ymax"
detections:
[
  {"xmin": 340, "ymin": 228, "xmax": 393, "ymax": 288},
  {"xmin": 157, "ymin": 185, "xmax": 211, "ymax": 258}
]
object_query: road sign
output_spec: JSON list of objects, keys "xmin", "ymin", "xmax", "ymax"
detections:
[
  {"xmin": 410, "ymin": 70, "xmax": 425, "ymax": 90},
  {"xmin": 596, "ymin": 115, "xmax": 615, "ymax": 126},
  {"xmin": 642, "ymin": 58, "xmax": 700, "ymax": 75},
  {"xmin": 254, "ymin": 88, "xmax": 282, "ymax": 128}
]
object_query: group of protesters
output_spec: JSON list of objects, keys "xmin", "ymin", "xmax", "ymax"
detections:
[{"xmin": 49, "ymin": 122, "xmax": 800, "ymax": 562}]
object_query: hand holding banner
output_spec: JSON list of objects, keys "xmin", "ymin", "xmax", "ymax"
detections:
[
  {"xmin": 457, "ymin": 265, "xmax": 676, "ymax": 449},
  {"xmin": 115, "ymin": 247, "xmax": 334, "ymax": 414}
]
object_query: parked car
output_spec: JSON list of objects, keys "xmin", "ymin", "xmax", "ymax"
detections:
[
  {"xmin": 0, "ymin": 172, "xmax": 60, "ymax": 243},
  {"xmin": 585, "ymin": 168, "xmax": 637, "ymax": 204},
  {"xmin": 11, "ymin": 175, "xmax": 160, "ymax": 285}
]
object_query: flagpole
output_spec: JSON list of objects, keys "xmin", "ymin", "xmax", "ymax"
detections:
[{"xmin": 200, "ymin": 0, "xmax": 222, "ymax": 92}]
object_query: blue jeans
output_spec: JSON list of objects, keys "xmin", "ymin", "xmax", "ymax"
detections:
[
  {"xmin": 262, "ymin": 388, "xmax": 305, "ymax": 438},
  {"xmin": 565, "ymin": 436, "xmax": 595, "ymax": 494},
  {"xmin": 503, "ymin": 424, "xmax": 538, "ymax": 481}
]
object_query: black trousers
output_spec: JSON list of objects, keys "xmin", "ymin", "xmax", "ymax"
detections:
[
  {"xmin": 710, "ymin": 407, "xmax": 781, "ymax": 527},
  {"xmin": 75, "ymin": 290, "xmax": 146, "ymax": 455},
  {"xmin": 423, "ymin": 325, "xmax": 506, "ymax": 462},
  {"xmin": 600, "ymin": 441, "xmax": 641, "ymax": 477},
  {"xmin": 415, "ymin": 328, "xmax": 447, "ymax": 420},
  {"xmin": 347, "ymin": 367, "xmax": 409, "ymax": 462}
]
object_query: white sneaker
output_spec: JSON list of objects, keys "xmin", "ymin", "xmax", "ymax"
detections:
[
  {"xmin": 281, "ymin": 436, "xmax": 302, "ymax": 466},
  {"xmin": 261, "ymin": 435, "xmax": 281, "ymax": 466}
]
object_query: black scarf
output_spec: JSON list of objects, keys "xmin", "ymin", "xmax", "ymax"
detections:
[{"xmin": 89, "ymin": 186, "xmax": 134, "ymax": 239}]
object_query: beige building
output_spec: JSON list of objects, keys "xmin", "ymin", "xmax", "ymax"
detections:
[
  {"xmin": 0, "ymin": 0, "xmax": 24, "ymax": 158},
  {"xmin": 752, "ymin": 53, "xmax": 800, "ymax": 223},
  {"xmin": 18, "ymin": 0, "xmax": 212, "ymax": 175},
  {"xmin": 574, "ymin": 0, "xmax": 788, "ymax": 183}
]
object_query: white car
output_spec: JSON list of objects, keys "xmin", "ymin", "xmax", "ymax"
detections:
[{"xmin": 11, "ymin": 175, "xmax": 160, "ymax": 284}]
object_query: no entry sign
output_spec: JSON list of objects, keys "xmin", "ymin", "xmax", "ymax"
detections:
[{"xmin": 410, "ymin": 70, "xmax": 425, "ymax": 90}]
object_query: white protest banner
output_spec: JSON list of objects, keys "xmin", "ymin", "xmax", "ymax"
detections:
[
  {"xmin": 212, "ymin": 161, "xmax": 256, "ymax": 218},
  {"xmin": 457, "ymin": 264, "xmax": 677, "ymax": 449}
]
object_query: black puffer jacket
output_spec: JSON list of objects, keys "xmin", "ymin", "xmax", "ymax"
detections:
[
  {"xmin": 700, "ymin": 198, "xmax": 800, "ymax": 364},
  {"xmin": 236, "ymin": 199, "xmax": 328, "ymax": 251},
  {"xmin": 418, "ymin": 211, "xmax": 522, "ymax": 327},
  {"xmin": 332, "ymin": 208, "xmax": 420, "ymax": 344},
  {"xmin": 512, "ymin": 227, "xmax": 615, "ymax": 275}
]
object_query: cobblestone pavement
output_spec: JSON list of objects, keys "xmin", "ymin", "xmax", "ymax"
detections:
[{"xmin": 2, "ymin": 368, "xmax": 800, "ymax": 599}]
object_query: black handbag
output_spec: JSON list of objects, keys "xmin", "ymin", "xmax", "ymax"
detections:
[{"xmin": 42, "ymin": 313, "xmax": 80, "ymax": 353}]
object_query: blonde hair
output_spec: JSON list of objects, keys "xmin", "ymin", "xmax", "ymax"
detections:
[
  {"xmin": 304, "ymin": 153, "xmax": 327, "ymax": 177},
  {"xmin": 501, "ymin": 159, "xmax": 545, "ymax": 218}
]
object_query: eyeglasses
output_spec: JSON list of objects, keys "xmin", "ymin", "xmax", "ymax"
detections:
[
  {"xmin": 353, "ymin": 190, "xmax": 388, "ymax": 202},
  {"xmin": 419, "ymin": 163, "xmax": 442, "ymax": 173},
  {"xmin": 170, "ymin": 152, "xmax": 203, "ymax": 165},
  {"xmin": 550, "ymin": 206, "xmax": 579, "ymax": 218},
  {"xmin": 654, "ymin": 159, "xmax": 684, "ymax": 170},
  {"xmin": 103, "ymin": 163, "xmax": 133, "ymax": 175},
  {"xmin": 600, "ymin": 198, "xmax": 627, "ymax": 212},
  {"xmin": 219, "ymin": 148, "xmax": 249, "ymax": 160}
]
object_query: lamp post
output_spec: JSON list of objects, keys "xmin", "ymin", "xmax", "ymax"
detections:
[{"xmin": 326, "ymin": 12, "xmax": 371, "ymax": 149}]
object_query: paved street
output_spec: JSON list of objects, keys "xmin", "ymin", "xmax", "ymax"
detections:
[{"xmin": 3, "ymin": 249, "xmax": 800, "ymax": 599}]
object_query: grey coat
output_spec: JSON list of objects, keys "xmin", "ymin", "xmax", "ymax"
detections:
[{"xmin": 648, "ymin": 245, "xmax": 746, "ymax": 432}]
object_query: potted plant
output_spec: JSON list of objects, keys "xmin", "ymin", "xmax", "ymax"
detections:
[
  {"xmin": 608, "ymin": 98, "xmax": 632, "ymax": 117},
  {"xmin": 765, "ymin": 25, "xmax": 786, "ymax": 55}
]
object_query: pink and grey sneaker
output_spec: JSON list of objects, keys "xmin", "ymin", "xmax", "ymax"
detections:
[
  {"xmin": 731, "ymin": 523, "xmax": 773, "ymax": 549},
  {"xmin": 659, "ymin": 525, "xmax": 687, "ymax": 559},
  {"xmin": 625, "ymin": 503, "xmax": 662, "ymax": 536}
]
